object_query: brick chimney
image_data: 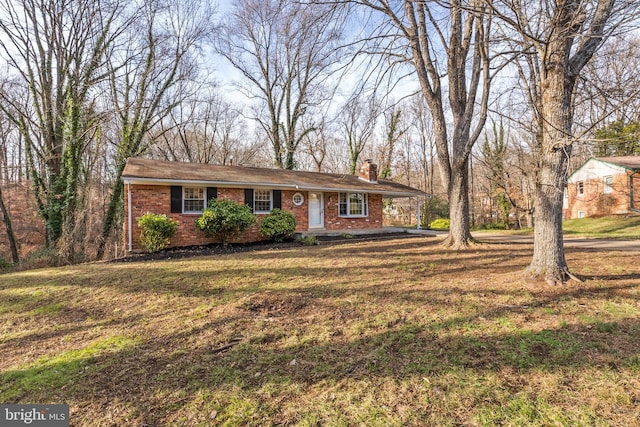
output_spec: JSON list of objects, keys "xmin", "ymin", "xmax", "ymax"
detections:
[{"xmin": 358, "ymin": 159, "xmax": 378, "ymax": 183}]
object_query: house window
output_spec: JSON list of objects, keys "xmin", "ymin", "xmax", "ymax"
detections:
[
  {"xmin": 578, "ymin": 211, "xmax": 585, "ymax": 218},
  {"xmin": 254, "ymin": 190, "xmax": 272, "ymax": 213},
  {"xmin": 604, "ymin": 176, "xmax": 613, "ymax": 194},
  {"xmin": 577, "ymin": 181, "xmax": 584, "ymax": 196},
  {"xmin": 183, "ymin": 187, "xmax": 205, "ymax": 213},
  {"xmin": 339, "ymin": 192, "xmax": 368, "ymax": 217}
]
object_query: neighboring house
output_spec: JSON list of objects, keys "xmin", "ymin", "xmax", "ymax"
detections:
[
  {"xmin": 563, "ymin": 156, "xmax": 640, "ymax": 219},
  {"xmin": 121, "ymin": 158, "xmax": 427, "ymax": 252}
]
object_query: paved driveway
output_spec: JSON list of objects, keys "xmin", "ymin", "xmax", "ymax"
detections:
[{"xmin": 471, "ymin": 232, "xmax": 640, "ymax": 251}]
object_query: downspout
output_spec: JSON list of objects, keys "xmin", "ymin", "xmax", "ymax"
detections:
[
  {"xmin": 630, "ymin": 171, "xmax": 640, "ymax": 213},
  {"xmin": 127, "ymin": 182, "xmax": 133, "ymax": 252}
]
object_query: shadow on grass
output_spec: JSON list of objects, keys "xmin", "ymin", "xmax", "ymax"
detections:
[{"xmin": 3, "ymin": 289, "xmax": 639, "ymax": 424}]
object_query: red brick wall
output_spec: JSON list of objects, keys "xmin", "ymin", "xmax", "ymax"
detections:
[
  {"xmin": 125, "ymin": 185, "xmax": 384, "ymax": 251},
  {"xmin": 0, "ymin": 182, "xmax": 45, "ymax": 260},
  {"xmin": 324, "ymin": 192, "xmax": 383, "ymax": 230},
  {"xmin": 633, "ymin": 173, "xmax": 640, "ymax": 212},
  {"xmin": 564, "ymin": 172, "xmax": 631, "ymax": 219},
  {"xmin": 281, "ymin": 190, "xmax": 309, "ymax": 232}
]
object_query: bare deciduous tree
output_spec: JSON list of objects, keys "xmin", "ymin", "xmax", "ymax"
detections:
[
  {"xmin": 216, "ymin": 0, "xmax": 345, "ymax": 169},
  {"xmin": 0, "ymin": 0, "xmax": 124, "ymax": 260},
  {"xmin": 152, "ymin": 90, "xmax": 259, "ymax": 166},
  {"xmin": 96, "ymin": 0, "xmax": 213, "ymax": 259},
  {"xmin": 341, "ymin": 92, "xmax": 379, "ymax": 175},
  {"xmin": 354, "ymin": 0, "xmax": 493, "ymax": 248},
  {"xmin": 490, "ymin": 0, "xmax": 636, "ymax": 284},
  {"xmin": 378, "ymin": 103, "xmax": 406, "ymax": 179}
]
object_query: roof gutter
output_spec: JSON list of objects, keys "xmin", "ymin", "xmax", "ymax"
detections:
[{"xmin": 121, "ymin": 177, "xmax": 427, "ymax": 198}]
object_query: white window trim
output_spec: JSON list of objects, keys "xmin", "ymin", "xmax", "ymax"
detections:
[
  {"xmin": 604, "ymin": 176, "xmax": 613, "ymax": 194},
  {"xmin": 254, "ymin": 189, "xmax": 273, "ymax": 214},
  {"xmin": 183, "ymin": 186, "xmax": 206, "ymax": 214},
  {"xmin": 338, "ymin": 192, "xmax": 369, "ymax": 218},
  {"xmin": 292, "ymin": 192, "xmax": 304, "ymax": 206},
  {"xmin": 577, "ymin": 181, "xmax": 584, "ymax": 196}
]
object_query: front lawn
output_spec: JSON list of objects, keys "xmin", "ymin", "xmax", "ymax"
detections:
[
  {"xmin": 562, "ymin": 215, "xmax": 640, "ymax": 238},
  {"xmin": 1, "ymin": 236, "xmax": 639, "ymax": 425}
]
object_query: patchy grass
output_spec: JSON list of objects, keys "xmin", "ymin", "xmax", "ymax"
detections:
[{"xmin": 1, "ymin": 236, "xmax": 639, "ymax": 425}]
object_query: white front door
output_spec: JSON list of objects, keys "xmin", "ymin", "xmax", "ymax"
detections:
[{"xmin": 308, "ymin": 192, "xmax": 324, "ymax": 228}]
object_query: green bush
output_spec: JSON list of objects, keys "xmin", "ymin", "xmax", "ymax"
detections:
[
  {"xmin": 429, "ymin": 218, "xmax": 450, "ymax": 230},
  {"xmin": 421, "ymin": 195, "xmax": 449, "ymax": 228},
  {"xmin": 259, "ymin": 208, "xmax": 296, "ymax": 242},
  {"xmin": 296, "ymin": 235, "xmax": 319, "ymax": 246},
  {"xmin": 137, "ymin": 212, "xmax": 179, "ymax": 253},
  {"xmin": 195, "ymin": 199, "xmax": 256, "ymax": 246},
  {"xmin": 0, "ymin": 258, "xmax": 13, "ymax": 272}
]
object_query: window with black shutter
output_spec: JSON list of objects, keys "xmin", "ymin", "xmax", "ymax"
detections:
[
  {"xmin": 207, "ymin": 187, "xmax": 218, "ymax": 206},
  {"xmin": 170, "ymin": 186, "xmax": 182, "ymax": 213},
  {"xmin": 244, "ymin": 189, "xmax": 254, "ymax": 212},
  {"xmin": 273, "ymin": 190, "xmax": 282, "ymax": 209}
]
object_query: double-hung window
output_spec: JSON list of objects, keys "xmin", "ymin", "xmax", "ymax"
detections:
[
  {"xmin": 254, "ymin": 190, "xmax": 272, "ymax": 213},
  {"xmin": 577, "ymin": 181, "xmax": 584, "ymax": 196},
  {"xmin": 183, "ymin": 187, "xmax": 205, "ymax": 213},
  {"xmin": 339, "ymin": 192, "xmax": 368, "ymax": 217}
]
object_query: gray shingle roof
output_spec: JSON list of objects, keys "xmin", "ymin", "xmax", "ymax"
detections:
[{"xmin": 122, "ymin": 157, "xmax": 427, "ymax": 197}]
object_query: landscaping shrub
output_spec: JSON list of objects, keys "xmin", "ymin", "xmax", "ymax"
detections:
[
  {"xmin": 429, "ymin": 218, "xmax": 450, "ymax": 230},
  {"xmin": 296, "ymin": 235, "xmax": 319, "ymax": 246},
  {"xmin": 137, "ymin": 212, "xmax": 179, "ymax": 253},
  {"xmin": 195, "ymin": 199, "xmax": 256, "ymax": 246},
  {"xmin": 0, "ymin": 257, "xmax": 13, "ymax": 272},
  {"xmin": 259, "ymin": 208, "xmax": 296, "ymax": 242}
]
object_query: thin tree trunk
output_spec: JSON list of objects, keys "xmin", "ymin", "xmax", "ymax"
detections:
[{"xmin": 0, "ymin": 184, "xmax": 19, "ymax": 264}]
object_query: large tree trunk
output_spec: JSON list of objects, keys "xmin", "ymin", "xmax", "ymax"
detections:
[
  {"xmin": 526, "ymin": 64, "xmax": 575, "ymax": 285},
  {"xmin": 527, "ymin": 153, "xmax": 570, "ymax": 284},
  {"xmin": 442, "ymin": 163, "xmax": 473, "ymax": 248}
]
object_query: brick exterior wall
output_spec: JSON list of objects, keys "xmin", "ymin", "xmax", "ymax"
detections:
[
  {"xmin": 323, "ymin": 192, "xmax": 383, "ymax": 230},
  {"xmin": 563, "ymin": 172, "xmax": 634, "ymax": 219},
  {"xmin": 0, "ymin": 182, "xmax": 45, "ymax": 260},
  {"xmin": 125, "ymin": 185, "xmax": 384, "ymax": 251}
]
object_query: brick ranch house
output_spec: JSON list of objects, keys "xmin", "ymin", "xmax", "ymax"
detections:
[
  {"xmin": 122, "ymin": 157, "xmax": 427, "ymax": 252},
  {"xmin": 563, "ymin": 156, "xmax": 640, "ymax": 219}
]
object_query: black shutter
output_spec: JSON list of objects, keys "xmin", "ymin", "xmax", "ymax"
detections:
[
  {"xmin": 244, "ymin": 189, "xmax": 254, "ymax": 212},
  {"xmin": 170, "ymin": 186, "xmax": 182, "ymax": 213},
  {"xmin": 206, "ymin": 187, "xmax": 217, "ymax": 206},
  {"xmin": 273, "ymin": 190, "xmax": 282, "ymax": 210}
]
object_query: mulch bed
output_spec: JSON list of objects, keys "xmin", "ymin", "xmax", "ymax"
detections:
[{"xmin": 111, "ymin": 232, "xmax": 423, "ymax": 263}]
